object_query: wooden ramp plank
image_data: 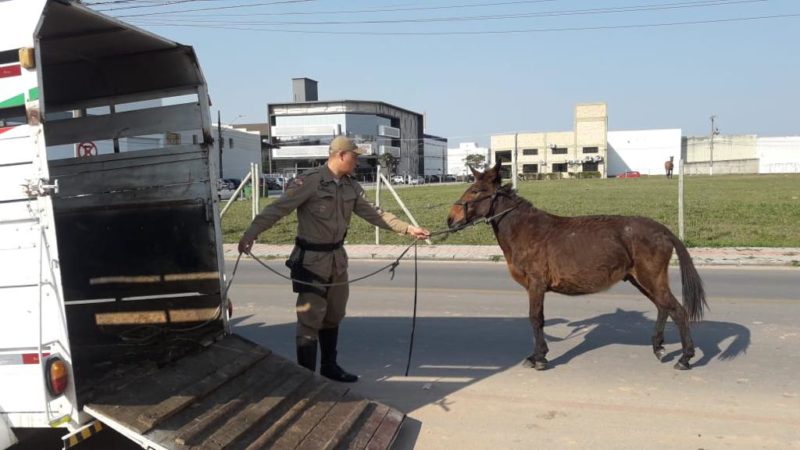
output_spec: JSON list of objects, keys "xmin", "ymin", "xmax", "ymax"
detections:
[
  {"xmin": 150, "ymin": 354, "xmax": 289, "ymax": 448},
  {"xmin": 87, "ymin": 336, "xmax": 266, "ymax": 434},
  {"xmin": 136, "ymin": 344, "xmax": 267, "ymax": 431},
  {"xmin": 266, "ymin": 385, "xmax": 350, "ymax": 450},
  {"xmin": 200, "ymin": 369, "xmax": 315, "ymax": 450},
  {"xmin": 239, "ymin": 380, "xmax": 329, "ymax": 450},
  {"xmin": 365, "ymin": 409, "xmax": 405, "ymax": 450},
  {"xmin": 296, "ymin": 395, "xmax": 370, "ymax": 450},
  {"xmin": 84, "ymin": 335, "xmax": 406, "ymax": 450},
  {"xmin": 342, "ymin": 403, "xmax": 390, "ymax": 450}
]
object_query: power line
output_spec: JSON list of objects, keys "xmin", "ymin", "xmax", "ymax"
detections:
[
  {"xmin": 95, "ymin": 0, "xmax": 315, "ymax": 14},
  {"xmin": 123, "ymin": 0, "xmax": 767, "ymax": 26},
  {"xmin": 91, "ymin": 0, "xmax": 224, "ymax": 11},
  {"xmin": 112, "ymin": 0, "xmax": 563, "ymax": 18},
  {"xmin": 129, "ymin": 12, "xmax": 800, "ymax": 35}
]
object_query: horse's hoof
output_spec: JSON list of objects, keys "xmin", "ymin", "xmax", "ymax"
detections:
[
  {"xmin": 533, "ymin": 361, "xmax": 548, "ymax": 371},
  {"xmin": 673, "ymin": 360, "xmax": 691, "ymax": 370},
  {"xmin": 522, "ymin": 358, "xmax": 535, "ymax": 368},
  {"xmin": 654, "ymin": 348, "xmax": 666, "ymax": 361}
]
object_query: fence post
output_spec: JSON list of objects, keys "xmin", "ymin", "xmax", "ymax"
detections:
[
  {"xmin": 678, "ymin": 158, "xmax": 685, "ymax": 241},
  {"xmin": 379, "ymin": 172, "xmax": 431, "ymax": 245},
  {"xmin": 375, "ymin": 164, "xmax": 381, "ymax": 245}
]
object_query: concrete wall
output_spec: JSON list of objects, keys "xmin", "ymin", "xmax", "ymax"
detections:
[
  {"xmin": 607, "ymin": 129, "xmax": 682, "ymax": 176},
  {"xmin": 684, "ymin": 135, "xmax": 757, "ymax": 163}
]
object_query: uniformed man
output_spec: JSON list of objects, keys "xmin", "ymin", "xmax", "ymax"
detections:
[{"xmin": 238, "ymin": 135, "xmax": 430, "ymax": 382}]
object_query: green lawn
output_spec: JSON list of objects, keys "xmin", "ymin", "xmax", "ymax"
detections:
[{"xmin": 221, "ymin": 174, "xmax": 800, "ymax": 248}]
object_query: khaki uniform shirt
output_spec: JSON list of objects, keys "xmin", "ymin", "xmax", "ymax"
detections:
[{"xmin": 243, "ymin": 164, "xmax": 410, "ymax": 277}]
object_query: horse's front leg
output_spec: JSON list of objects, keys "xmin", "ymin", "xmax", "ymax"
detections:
[{"xmin": 524, "ymin": 282, "xmax": 549, "ymax": 370}]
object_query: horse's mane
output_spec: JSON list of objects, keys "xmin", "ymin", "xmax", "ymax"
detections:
[{"xmin": 498, "ymin": 184, "xmax": 537, "ymax": 213}]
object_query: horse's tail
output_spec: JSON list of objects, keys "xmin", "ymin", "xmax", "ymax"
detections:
[{"xmin": 670, "ymin": 234, "xmax": 708, "ymax": 321}]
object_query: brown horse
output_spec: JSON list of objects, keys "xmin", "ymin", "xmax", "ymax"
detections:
[
  {"xmin": 665, "ymin": 156, "xmax": 674, "ymax": 178},
  {"xmin": 447, "ymin": 162, "xmax": 707, "ymax": 371}
]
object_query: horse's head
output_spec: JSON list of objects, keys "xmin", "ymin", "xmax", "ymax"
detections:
[{"xmin": 447, "ymin": 161, "xmax": 503, "ymax": 228}]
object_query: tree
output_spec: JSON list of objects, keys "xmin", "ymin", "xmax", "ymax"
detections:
[
  {"xmin": 378, "ymin": 152, "xmax": 399, "ymax": 176},
  {"xmin": 463, "ymin": 153, "xmax": 486, "ymax": 170}
]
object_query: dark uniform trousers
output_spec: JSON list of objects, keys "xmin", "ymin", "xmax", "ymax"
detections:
[{"xmin": 296, "ymin": 269, "xmax": 348, "ymax": 338}]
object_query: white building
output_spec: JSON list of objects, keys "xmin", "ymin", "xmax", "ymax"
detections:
[
  {"xmin": 176, "ymin": 125, "xmax": 262, "ymax": 180},
  {"xmin": 447, "ymin": 142, "xmax": 489, "ymax": 176},
  {"xmin": 757, "ymin": 137, "xmax": 800, "ymax": 174},
  {"xmin": 607, "ymin": 129, "xmax": 682, "ymax": 176}
]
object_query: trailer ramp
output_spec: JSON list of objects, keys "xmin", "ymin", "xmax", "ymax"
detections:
[{"xmin": 84, "ymin": 335, "xmax": 404, "ymax": 449}]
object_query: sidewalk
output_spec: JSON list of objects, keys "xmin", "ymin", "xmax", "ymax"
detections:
[{"xmin": 224, "ymin": 244, "xmax": 800, "ymax": 267}]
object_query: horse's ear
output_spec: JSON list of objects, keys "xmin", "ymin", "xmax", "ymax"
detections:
[
  {"xmin": 468, "ymin": 165, "xmax": 480, "ymax": 177},
  {"xmin": 491, "ymin": 160, "xmax": 503, "ymax": 184}
]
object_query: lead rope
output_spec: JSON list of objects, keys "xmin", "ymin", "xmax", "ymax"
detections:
[
  {"xmin": 404, "ymin": 241, "xmax": 418, "ymax": 376},
  {"xmin": 231, "ymin": 205, "xmax": 518, "ymax": 376}
]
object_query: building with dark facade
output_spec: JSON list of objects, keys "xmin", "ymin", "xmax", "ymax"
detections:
[{"xmin": 266, "ymin": 78, "xmax": 427, "ymax": 181}]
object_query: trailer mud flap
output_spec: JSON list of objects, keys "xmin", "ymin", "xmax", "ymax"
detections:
[{"xmin": 83, "ymin": 334, "xmax": 405, "ymax": 450}]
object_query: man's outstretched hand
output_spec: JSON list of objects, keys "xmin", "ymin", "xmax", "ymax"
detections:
[
  {"xmin": 407, "ymin": 226, "xmax": 431, "ymax": 240},
  {"xmin": 238, "ymin": 236, "xmax": 254, "ymax": 254}
]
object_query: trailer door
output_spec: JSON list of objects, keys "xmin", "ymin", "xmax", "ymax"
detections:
[{"xmin": 0, "ymin": 47, "xmax": 77, "ymax": 428}]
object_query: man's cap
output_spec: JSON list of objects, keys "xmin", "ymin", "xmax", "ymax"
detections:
[{"xmin": 329, "ymin": 136, "xmax": 365, "ymax": 155}]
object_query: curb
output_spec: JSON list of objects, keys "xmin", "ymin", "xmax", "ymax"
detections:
[{"xmin": 223, "ymin": 244, "xmax": 800, "ymax": 267}]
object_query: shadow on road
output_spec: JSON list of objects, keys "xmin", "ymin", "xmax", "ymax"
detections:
[
  {"xmin": 548, "ymin": 308, "xmax": 750, "ymax": 369},
  {"xmin": 232, "ymin": 308, "xmax": 750, "ymax": 410}
]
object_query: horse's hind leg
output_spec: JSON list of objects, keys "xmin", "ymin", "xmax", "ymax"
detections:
[
  {"xmin": 663, "ymin": 293, "xmax": 695, "ymax": 370},
  {"xmin": 627, "ymin": 276, "xmax": 668, "ymax": 361},
  {"xmin": 523, "ymin": 282, "xmax": 549, "ymax": 370},
  {"xmin": 652, "ymin": 308, "xmax": 668, "ymax": 361},
  {"xmin": 635, "ymin": 276, "xmax": 695, "ymax": 370}
]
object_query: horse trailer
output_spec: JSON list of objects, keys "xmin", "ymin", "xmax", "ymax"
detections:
[{"xmin": 0, "ymin": 1, "xmax": 403, "ymax": 448}]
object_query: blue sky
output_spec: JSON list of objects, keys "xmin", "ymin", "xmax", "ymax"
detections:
[{"xmin": 90, "ymin": 0, "xmax": 800, "ymax": 146}]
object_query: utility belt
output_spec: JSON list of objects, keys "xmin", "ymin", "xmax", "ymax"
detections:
[
  {"xmin": 294, "ymin": 237, "xmax": 344, "ymax": 252},
  {"xmin": 286, "ymin": 236, "xmax": 345, "ymax": 295}
]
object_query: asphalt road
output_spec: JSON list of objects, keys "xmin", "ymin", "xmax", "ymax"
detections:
[
  {"xmin": 11, "ymin": 261, "xmax": 798, "ymax": 449},
  {"xmin": 228, "ymin": 260, "xmax": 800, "ymax": 449}
]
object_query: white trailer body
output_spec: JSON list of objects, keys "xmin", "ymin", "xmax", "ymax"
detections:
[
  {"xmin": 0, "ymin": 0, "xmax": 225, "ymax": 438},
  {"xmin": 0, "ymin": 2, "xmax": 405, "ymax": 449}
]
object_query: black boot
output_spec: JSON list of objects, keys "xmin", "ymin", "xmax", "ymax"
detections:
[
  {"xmin": 296, "ymin": 336, "xmax": 317, "ymax": 372},
  {"xmin": 319, "ymin": 327, "xmax": 358, "ymax": 383}
]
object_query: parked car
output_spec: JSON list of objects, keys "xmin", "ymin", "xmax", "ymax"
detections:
[
  {"xmin": 408, "ymin": 176, "xmax": 425, "ymax": 185},
  {"xmin": 218, "ymin": 179, "xmax": 235, "ymax": 200},
  {"xmin": 617, "ymin": 171, "xmax": 641, "ymax": 179},
  {"xmin": 222, "ymin": 178, "xmax": 241, "ymax": 189},
  {"xmin": 391, "ymin": 175, "xmax": 405, "ymax": 184}
]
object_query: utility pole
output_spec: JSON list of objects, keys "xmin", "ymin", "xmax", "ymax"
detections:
[
  {"xmin": 709, "ymin": 115, "xmax": 717, "ymax": 176},
  {"xmin": 217, "ymin": 110, "xmax": 224, "ymax": 178}
]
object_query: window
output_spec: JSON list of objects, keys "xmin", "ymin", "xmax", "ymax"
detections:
[
  {"xmin": 551, "ymin": 163, "xmax": 568, "ymax": 172},
  {"xmin": 522, "ymin": 164, "xmax": 538, "ymax": 173},
  {"xmin": 166, "ymin": 132, "xmax": 181, "ymax": 145},
  {"xmin": 229, "ymin": 138, "xmax": 234, "ymax": 148},
  {"xmin": 192, "ymin": 134, "xmax": 198, "ymax": 145},
  {"xmin": 582, "ymin": 147, "xmax": 598, "ymax": 154},
  {"xmin": 551, "ymin": 147, "xmax": 567, "ymax": 155},
  {"xmin": 522, "ymin": 148, "xmax": 538, "ymax": 156},
  {"xmin": 495, "ymin": 150, "xmax": 512, "ymax": 163},
  {"xmin": 582, "ymin": 162, "xmax": 598, "ymax": 171}
]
